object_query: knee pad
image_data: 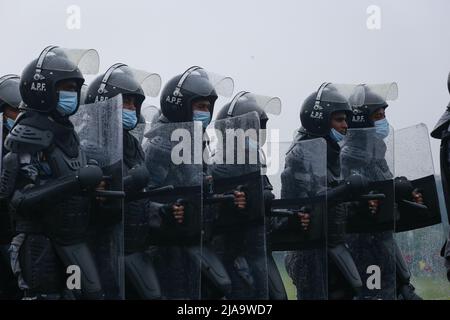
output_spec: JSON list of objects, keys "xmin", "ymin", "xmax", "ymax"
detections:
[{"xmin": 19, "ymin": 234, "xmax": 64, "ymax": 297}]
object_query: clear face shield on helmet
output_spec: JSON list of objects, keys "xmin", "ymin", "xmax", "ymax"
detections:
[
  {"xmin": 226, "ymin": 91, "xmax": 282, "ymax": 147},
  {"xmin": 226, "ymin": 91, "xmax": 282, "ymax": 117},
  {"xmin": 141, "ymin": 104, "xmax": 161, "ymax": 130},
  {"xmin": 36, "ymin": 46, "xmax": 100, "ymax": 75},
  {"xmin": 319, "ymin": 83, "xmax": 366, "ymax": 106},
  {"xmin": 358, "ymin": 83, "xmax": 399, "ymax": 105},
  {"xmin": 175, "ymin": 66, "xmax": 234, "ymax": 98},
  {"xmin": 98, "ymin": 63, "xmax": 162, "ymax": 98}
]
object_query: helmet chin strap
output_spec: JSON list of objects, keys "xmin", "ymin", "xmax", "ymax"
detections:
[
  {"xmin": 227, "ymin": 91, "xmax": 248, "ymax": 117},
  {"xmin": 34, "ymin": 45, "xmax": 58, "ymax": 80},
  {"xmin": 97, "ymin": 63, "xmax": 127, "ymax": 95},
  {"xmin": 314, "ymin": 82, "xmax": 331, "ymax": 110},
  {"xmin": 174, "ymin": 66, "xmax": 202, "ymax": 97}
]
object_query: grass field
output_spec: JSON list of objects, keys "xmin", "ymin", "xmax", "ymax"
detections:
[
  {"xmin": 411, "ymin": 277, "xmax": 450, "ymax": 300},
  {"xmin": 273, "ymin": 252, "xmax": 450, "ymax": 300}
]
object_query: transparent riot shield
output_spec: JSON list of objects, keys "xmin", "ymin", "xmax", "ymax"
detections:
[
  {"xmin": 265, "ymin": 138, "xmax": 328, "ymax": 300},
  {"xmin": 341, "ymin": 127, "xmax": 396, "ymax": 299},
  {"xmin": 129, "ymin": 114, "xmax": 146, "ymax": 145},
  {"xmin": 206, "ymin": 111, "xmax": 268, "ymax": 299},
  {"xmin": 71, "ymin": 95, "xmax": 124, "ymax": 299},
  {"xmin": 394, "ymin": 123, "xmax": 448, "ymax": 299},
  {"xmin": 144, "ymin": 120, "xmax": 203, "ymax": 300}
]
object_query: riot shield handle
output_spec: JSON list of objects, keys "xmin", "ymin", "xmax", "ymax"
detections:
[
  {"xmin": 94, "ymin": 190, "xmax": 126, "ymax": 198},
  {"xmin": 205, "ymin": 193, "xmax": 235, "ymax": 204},
  {"xmin": 203, "ymin": 176, "xmax": 236, "ymax": 204},
  {"xmin": 269, "ymin": 209, "xmax": 296, "ymax": 217},
  {"xmin": 269, "ymin": 206, "xmax": 311, "ymax": 232},
  {"xmin": 394, "ymin": 177, "xmax": 429, "ymax": 211},
  {"xmin": 400, "ymin": 199, "xmax": 428, "ymax": 211},
  {"xmin": 360, "ymin": 193, "xmax": 386, "ymax": 201},
  {"xmin": 125, "ymin": 185, "xmax": 174, "ymax": 202}
]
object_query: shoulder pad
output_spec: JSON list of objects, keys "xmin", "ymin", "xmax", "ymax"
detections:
[{"xmin": 4, "ymin": 123, "xmax": 53, "ymax": 153}]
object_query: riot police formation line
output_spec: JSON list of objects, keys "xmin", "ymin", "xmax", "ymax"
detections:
[{"xmin": 0, "ymin": 46, "xmax": 448, "ymax": 300}]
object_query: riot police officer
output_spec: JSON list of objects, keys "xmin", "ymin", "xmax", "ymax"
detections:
[
  {"xmin": 213, "ymin": 92, "xmax": 281, "ymax": 299},
  {"xmin": 1, "ymin": 75, "xmax": 21, "ymax": 149},
  {"xmin": 144, "ymin": 66, "xmax": 240, "ymax": 299},
  {"xmin": 84, "ymin": 63, "xmax": 184, "ymax": 299},
  {"xmin": 343, "ymin": 83, "xmax": 422, "ymax": 300},
  {"xmin": 1, "ymin": 46, "xmax": 106, "ymax": 299},
  {"xmin": 0, "ymin": 74, "xmax": 21, "ymax": 299},
  {"xmin": 284, "ymin": 83, "xmax": 363, "ymax": 300}
]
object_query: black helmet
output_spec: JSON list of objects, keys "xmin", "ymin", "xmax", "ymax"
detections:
[
  {"xmin": 215, "ymin": 91, "xmax": 281, "ymax": 145},
  {"xmin": 300, "ymin": 83, "xmax": 356, "ymax": 136},
  {"xmin": 431, "ymin": 74, "xmax": 450, "ymax": 139},
  {"xmin": 348, "ymin": 83, "xmax": 398, "ymax": 128},
  {"xmin": 85, "ymin": 63, "xmax": 161, "ymax": 125},
  {"xmin": 0, "ymin": 74, "xmax": 21, "ymax": 113},
  {"xmin": 19, "ymin": 46, "xmax": 99, "ymax": 115},
  {"xmin": 448, "ymin": 71, "xmax": 450, "ymax": 95},
  {"xmin": 160, "ymin": 66, "xmax": 234, "ymax": 122}
]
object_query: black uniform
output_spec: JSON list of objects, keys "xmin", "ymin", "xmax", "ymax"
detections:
[
  {"xmin": 84, "ymin": 63, "xmax": 164, "ymax": 299},
  {"xmin": 0, "ymin": 74, "xmax": 22, "ymax": 299},
  {"xmin": 284, "ymin": 83, "xmax": 364, "ymax": 300},
  {"xmin": 285, "ymin": 130, "xmax": 362, "ymax": 299},
  {"xmin": 345, "ymin": 83, "xmax": 421, "ymax": 300},
  {"xmin": 1, "ymin": 46, "xmax": 104, "ymax": 299}
]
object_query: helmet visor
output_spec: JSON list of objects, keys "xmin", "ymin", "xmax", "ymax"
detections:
[
  {"xmin": 320, "ymin": 83, "xmax": 365, "ymax": 107},
  {"xmin": 178, "ymin": 66, "xmax": 234, "ymax": 98},
  {"xmin": 40, "ymin": 46, "xmax": 100, "ymax": 74},
  {"xmin": 106, "ymin": 64, "xmax": 162, "ymax": 97},
  {"xmin": 228, "ymin": 91, "xmax": 282, "ymax": 116}
]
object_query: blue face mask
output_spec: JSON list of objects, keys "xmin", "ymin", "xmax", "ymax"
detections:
[
  {"xmin": 374, "ymin": 118, "xmax": 390, "ymax": 139},
  {"xmin": 330, "ymin": 128, "xmax": 345, "ymax": 143},
  {"xmin": 57, "ymin": 91, "xmax": 78, "ymax": 116},
  {"xmin": 193, "ymin": 111, "xmax": 211, "ymax": 128},
  {"xmin": 5, "ymin": 117, "xmax": 15, "ymax": 131},
  {"xmin": 122, "ymin": 109, "xmax": 138, "ymax": 130}
]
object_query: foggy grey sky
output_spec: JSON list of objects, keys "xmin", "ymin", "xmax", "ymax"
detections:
[{"xmin": 1, "ymin": 0, "xmax": 449, "ymax": 171}]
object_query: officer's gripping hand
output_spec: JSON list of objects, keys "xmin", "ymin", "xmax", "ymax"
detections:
[
  {"xmin": 172, "ymin": 203, "xmax": 184, "ymax": 224},
  {"xmin": 412, "ymin": 188, "xmax": 424, "ymax": 205},
  {"xmin": 234, "ymin": 191, "xmax": 246, "ymax": 209}
]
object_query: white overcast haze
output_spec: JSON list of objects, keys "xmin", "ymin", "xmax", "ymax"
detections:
[{"xmin": 1, "ymin": 0, "xmax": 450, "ymax": 172}]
